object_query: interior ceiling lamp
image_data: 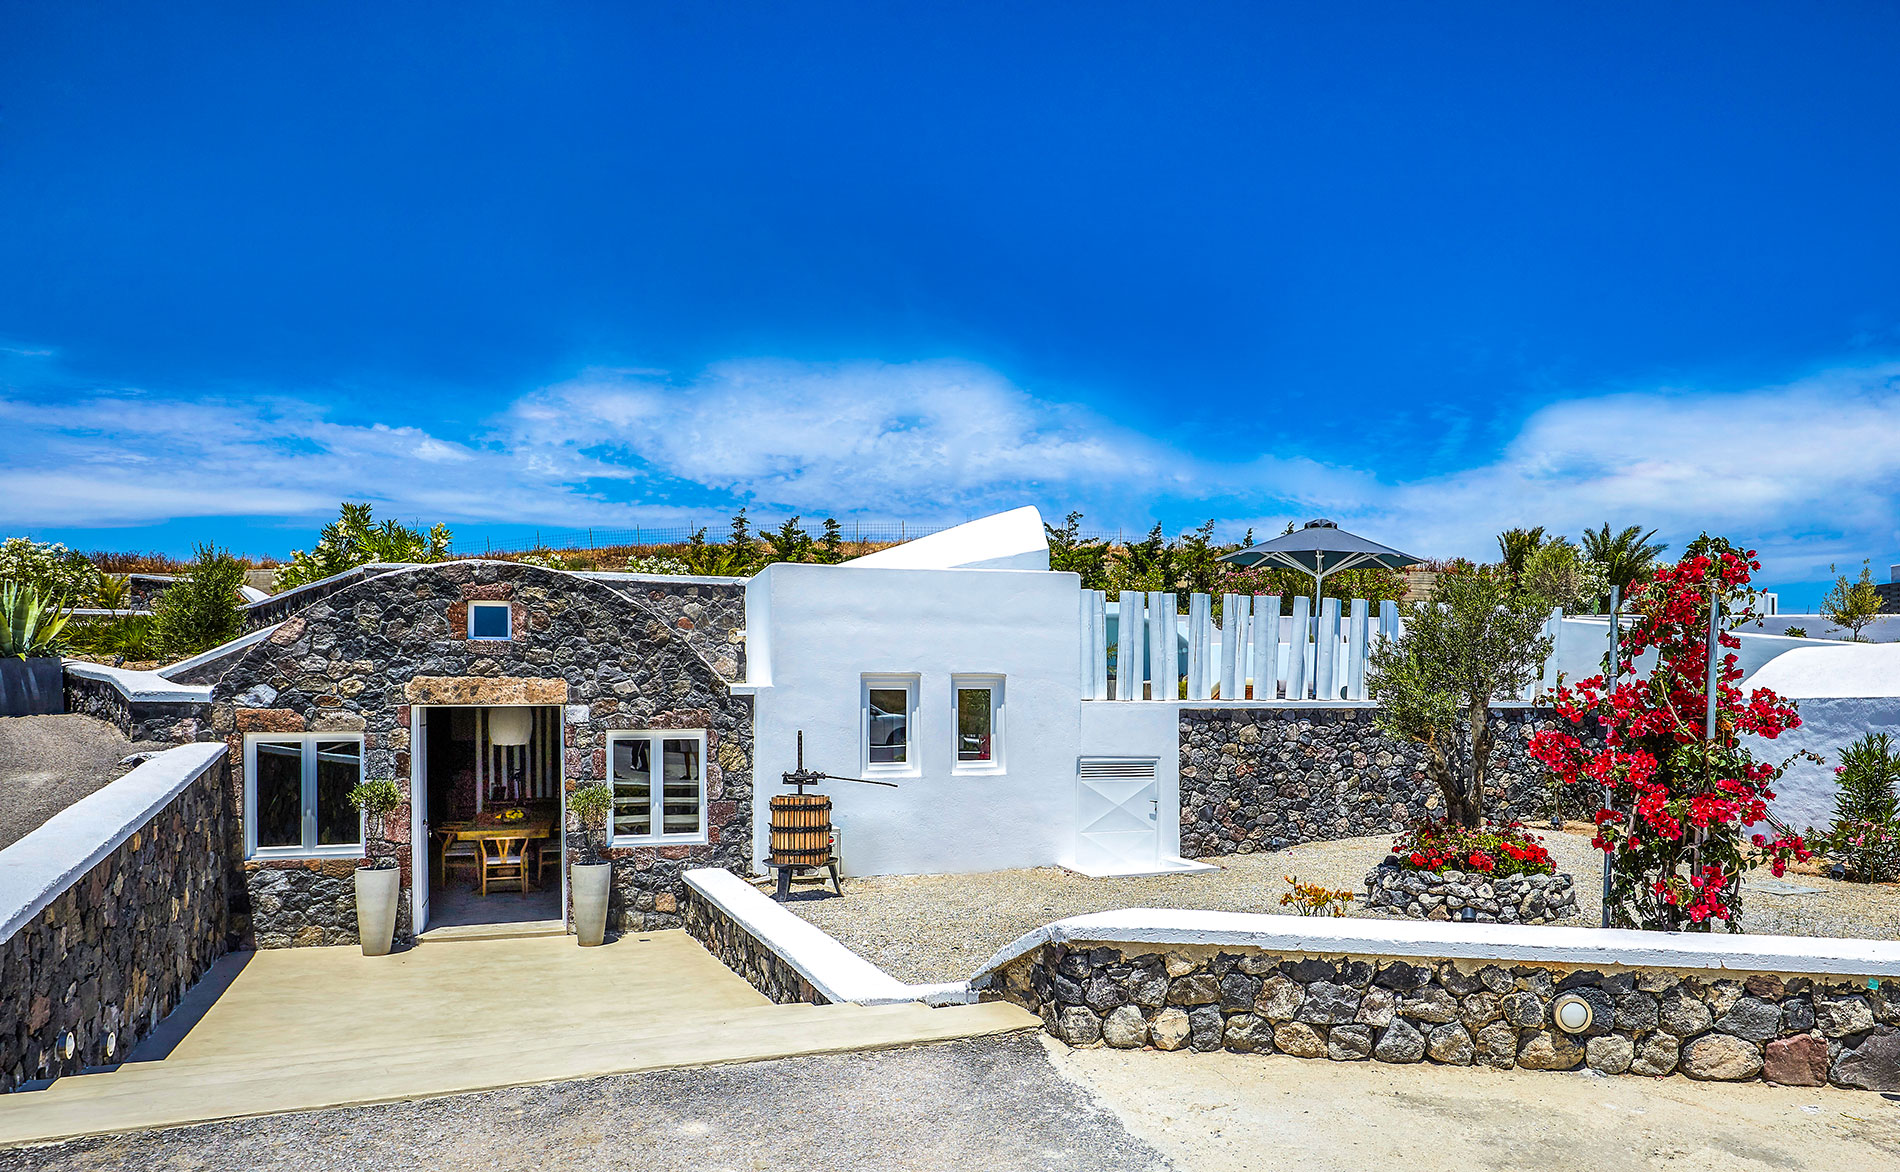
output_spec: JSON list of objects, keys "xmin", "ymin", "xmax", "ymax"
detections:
[
  {"xmin": 487, "ymin": 707, "xmax": 533, "ymax": 746},
  {"xmin": 1552, "ymin": 993, "xmax": 1594, "ymax": 1034}
]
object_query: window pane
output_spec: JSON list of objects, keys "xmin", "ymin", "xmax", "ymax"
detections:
[
  {"xmin": 957, "ymin": 688, "xmax": 993, "ymax": 761},
  {"xmin": 315, "ymin": 741, "xmax": 362, "ymax": 846},
  {"xmin": 470, "ymin": 604, "xmax": 510, "ymax": 639},
  {"xmin": 868, "ymin": 688, "xmax": 908, "ymax": 764},
  {"xmin": 661, "ymin": 738, "xmax": 702, "ymax": 835},
  {"xmin": 254, "ymin": 742, "xmax": 303, "ymax": 849},
  {"xmin": 611, "ymin": 737, "xmax": 652, "ymax": 837}
]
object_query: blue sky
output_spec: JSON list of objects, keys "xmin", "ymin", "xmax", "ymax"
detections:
[{"xmin": 3, "ymin": 3, "xmax": 1898, "ymax": 606}]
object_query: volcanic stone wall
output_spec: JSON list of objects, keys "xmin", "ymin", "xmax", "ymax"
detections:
[
  {"xmin": 63, "ymin": 672, "xmax": 211, "ymax": 743},
  {"xmin": 0, "ymin": 753, "xmax": 233, "ymax": 1092},
  {"xmin": 991, "ymin": 941, "xmax": 1900, "ymax": 1090},
  {"xmin": 1178, "ymin": 706, "xmax": 1584, "ymax": 856},
  {"xmin": 207, "ymin": 560, "xmax": 753, "ymax": 947},
  {"xmin": 681, "ymin": 884, "xmax": 830, "ymax": 1005}
]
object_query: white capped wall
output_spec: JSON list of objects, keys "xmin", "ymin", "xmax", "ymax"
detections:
[
  {"xmin": 842, "ymin": 506, "xmax": 1049, "ymax": 572},
  {"xmin": 743, "ymin": 561, "xmax": 1085, "ymax": 875},
  {"xmin": 1741, "ymin": 643, "xmax": 1900, "ymax": 832}
]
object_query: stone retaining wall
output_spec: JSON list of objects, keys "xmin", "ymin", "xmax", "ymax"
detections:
[
  {"xmin": 988, "ymin": 941, "xmax": 1900, "ymax": 1090},
  {"xmin": 1179, "ymin": 706, "xmax": 1586, "ymax": 857},
  {"xmin": 681, "ymin": 884, "xmax": 829, "ymax": 1005},
  {"xmin": 1364, "ymin": 864, "xmax": 1578, "ymax": 925},
  {"xmin": 63, "ymin": 672, "xmax": 209, "ymax": 743},
  {"xmin": 0, "ymin": 752, "xmax": 233, "ymax": 1092}
]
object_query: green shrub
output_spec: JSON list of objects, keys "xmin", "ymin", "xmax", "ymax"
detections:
[
  {"xmin": 1813, "ymin": 734, "xmax": 1900, "ymax": 883},
  {"xmin": 0, "ymin": 582, "xmax": 73, "ymax": 658},
  {"xmin": 568, "ymin": 783, "xmax": 615, "ymax": 863},
  {"xmin": 152, "ymin": 543, "xmax": 244, "ymax": 657},
  {"xmin": 0, "ymin": 537, "xmax": 102, "ymax": 604},
  {"xmin": 348, "ymin": 779, "xmax": 406, "ymax": 869},
  {"xmin": 276, "ymin": 502, "xmax": 452, "ymax": 590}
]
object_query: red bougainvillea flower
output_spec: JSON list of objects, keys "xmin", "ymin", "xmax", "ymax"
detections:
[{"xmin": 1525, "ymin": 545, "xmax": 1806, "ymax": 930}]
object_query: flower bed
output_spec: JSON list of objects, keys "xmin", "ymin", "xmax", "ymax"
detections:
[
  {"xmin": 1366, "ymin": 821, "xmax": 1576, "ymax": 924},
  {"xmin": 1364, "ymin": 864, "xmax": 1578, "ymax": 924}
]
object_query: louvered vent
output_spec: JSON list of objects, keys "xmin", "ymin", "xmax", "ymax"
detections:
[{"xmin": 1077, "ymin": 757, "xmax": 1158, "ymax": 781}]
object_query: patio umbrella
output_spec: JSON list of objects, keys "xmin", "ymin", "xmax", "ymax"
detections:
[{"xmin": 1218, "ymin": 518, "xmax": 1423, "ymax": 601}]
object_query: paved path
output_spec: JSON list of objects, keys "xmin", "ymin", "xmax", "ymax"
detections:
[
  {"xmin": 0, "ymin": 932, "xmax": 1034, "ymax": 1147},
  {"xmin": 3, "ymin": 1036, "xmax": 1167, "ymax": 1172},
  {"xmin": 1049, "ymin": 1037, "xmax": 1900, "ymax": 1172},
  {"xmin": 15, "ymin": 1031, "xmax": 1900, "ymax": 1171}
]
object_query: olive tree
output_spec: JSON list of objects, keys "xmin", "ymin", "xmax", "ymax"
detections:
[{"xmin": 1367, "ymin": 570, "xmax": 1555, "ymax": 827}]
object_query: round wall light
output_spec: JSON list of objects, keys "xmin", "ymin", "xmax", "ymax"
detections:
[
  {"xmin": 60, "ymin": 1032, "xmax": 76, "ymax": 1060},
  {"xmin": 1552, "ymin": 993, "xmax": 1594, "ymax": 1034}
]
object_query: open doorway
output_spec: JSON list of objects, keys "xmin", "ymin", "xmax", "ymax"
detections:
[{"xmin": 412, "ymin": 704, "xmax": 565, "ymax": 934}]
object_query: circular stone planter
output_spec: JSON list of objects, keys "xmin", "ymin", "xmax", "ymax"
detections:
[{"xmin": 1364, "ymin": 863, "xmax": 1577, "ymax": 924}]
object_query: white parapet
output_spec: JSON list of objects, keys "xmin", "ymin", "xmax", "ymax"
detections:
[
  {"xmin": 969, "ymin": 907, "xmax": 1900, "ymax": 986},
  {"xmin": 682, "ymin": 868, "xmax": 972, "ymax": 1005},
  {"xmin": 0, "ymin": 742, "xmax": 227, "ymax": 941}
]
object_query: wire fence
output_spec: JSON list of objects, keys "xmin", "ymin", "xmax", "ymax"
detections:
[{"xmin": 453, "ymin": 520, "xmax": 1130, "ymax": 556}]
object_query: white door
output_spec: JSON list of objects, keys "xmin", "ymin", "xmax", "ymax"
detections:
[
  {"xmin": 410, "ymin": 706, "xmax": 429, "ymax": 935},
  {"xmin": 1074, "ymin": 757, "xmax": 1161, "ymax": 873}
]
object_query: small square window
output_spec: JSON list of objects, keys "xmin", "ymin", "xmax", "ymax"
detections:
[{"xmin": 468, "ymin": 602, "xmax": 511, "ymax": 640}]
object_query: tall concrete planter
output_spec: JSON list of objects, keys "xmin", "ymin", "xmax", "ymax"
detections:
[
  {"xmin": 571, "ymin": 862, "xmax": 611, "ymax": 947},
  {"xmin": 354, "ymin": 865, "xmax": 401, "ymax": 956},
  {"xmin": 0, "ymin": 657, "xmax": 64, "ymax": 716}
]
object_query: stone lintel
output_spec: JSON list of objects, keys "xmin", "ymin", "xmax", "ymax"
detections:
[{"xmin": 403, "ymin": 675, "xmax": 568, "ymax": 706}]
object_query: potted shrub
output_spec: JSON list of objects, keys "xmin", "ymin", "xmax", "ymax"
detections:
[
  {"xmin": 567, "ymin": 783, "xmax": 615, "ymax": 946},
  {"xmin": 347, "ymin": 779, "xmax": 405, "ymax": 956},
  {"xmin": 0, "ymin": 582, "xmax": 73, "ymax": 716}
]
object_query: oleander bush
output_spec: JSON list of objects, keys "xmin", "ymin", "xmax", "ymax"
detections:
[
  {"xmin": 1811, "ymin": 733, "xmax": 1900, "ymax": 883},
  {"xmin": 1387, "ymin": 820, "xmax": 1556, "ymax": 878}
]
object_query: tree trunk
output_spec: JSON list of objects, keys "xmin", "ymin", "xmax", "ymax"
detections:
[
  {"xmin": 1463, "ymin": 697, "xmax": 1494, "ymax": 829},
  {"xmin": 1423, "ymin": 737, "xmax": 1479, "ymax": 828}
]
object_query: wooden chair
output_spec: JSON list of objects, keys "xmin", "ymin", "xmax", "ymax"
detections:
[
  {"xmin": 532, "ymin": 836, "xmax": 563, "ymax": 886},
  {"xmin": 435, "ymin": 827, "xmax": 478, "ymax": 887},
  {"xmin": 479, "ymin": 835, "xmax": 530, "ymax": 896}
]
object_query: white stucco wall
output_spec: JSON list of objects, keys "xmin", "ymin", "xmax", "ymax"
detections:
[
  {"xmin": 1739, "ymin": 612, "xmax": 1900, "ymax": 644},
  {"xmin": 742, "ymin": 561, "xmax": 1087, "ymax": 876},
  {"xmin": 1742, "ymin": 642, "xmax": 1900, "ymax": 832},
  {"xmin": 842, "ymin": 506, "xmax": 1049, "ymax": 572}
]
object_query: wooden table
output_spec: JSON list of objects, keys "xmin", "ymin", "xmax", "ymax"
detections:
[{"xmin": 443, "ymin": 821, "xmax": 553, "ymax": 892}]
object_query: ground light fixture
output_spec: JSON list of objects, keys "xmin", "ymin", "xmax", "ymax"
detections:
[
  {"xmin": 1458, "ymin": 906, "xmax": 1478, "ymax": 922},
  {"xmin": 1552, "ymin": 993, "xmax": 1594, "ymax": 1034}
]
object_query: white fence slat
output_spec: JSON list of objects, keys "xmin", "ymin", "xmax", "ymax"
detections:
[
  {"xmin": 1116, "ymin": 590, "xmax": 1142, "ymax": 701},
  {"xmin": 1287, "ymin": 595, "xmax": 1311, "ymax": 699},
  {"xmin": 1379, "ymin": 599, "xmax": 1400, "ymax": 646},
  {"xmin": 1186, "ymin": 592, "xmax": 1211, "ymax": 701},
  {"xmin": 1088, "ymin": 590, "xmax": 1109, "ymax": 700},
  {"xmin": 1315, "ymin": 597, "xmax": 1340, "ymax": 700},
  {"xmin": 1147, "ymin": 591, "xmax": 1172, "ymax": 700},
  {"xmin": 1252, "ymin": 595, "xmax": 1279, "ymax": 700},
  {"xmin": 1348, "ymin": 598, "xmax": 1369, "ymax": 700},
  {"xmin": 1218, "ymin": 593, "xmax": 1241, "ymax": 700}
]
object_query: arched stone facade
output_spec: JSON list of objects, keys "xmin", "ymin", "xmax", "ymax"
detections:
[{"xmin": 205, "ymin": 560, "xmax": 752, "ymax": 947}]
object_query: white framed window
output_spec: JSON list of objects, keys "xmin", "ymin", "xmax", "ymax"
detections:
[
  {"xmin": 467, "ymin": 601, "xmax": 512, "ymax": 640},
  {"xmin": 861, "ymin": 674, "xmax": 919, "ymax": 775},
  {"xmin": 244, "ymin": 734, "xmax": 365, "ymax": 859},
  {"xmin": 952, "ymin": 674, "xmax": 1005, "ymax": 773},
  {"xmin": 608, "ymin": 729, "xmax": 707, "ymax": 845}
]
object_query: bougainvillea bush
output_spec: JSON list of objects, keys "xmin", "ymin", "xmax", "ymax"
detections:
[
  {"xmin": 1529, "ymin": 540, "xmax": 1809, "ymax": 931},
  {"xmin": 1388, "ymin": 820, "xmax": 1556, "ymax": 878}
]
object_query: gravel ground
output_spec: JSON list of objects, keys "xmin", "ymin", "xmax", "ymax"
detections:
[
  {"xmin": 0, "ymin": 715, "xmax": 169, "ymax": 850},
  {"xmin": 787, "ymin": 827, "xmax": 1900, "ymax": 983},
  {"xmin": 4, "ymin": 1036, "xmax": 1169, "ymax": 1172}
]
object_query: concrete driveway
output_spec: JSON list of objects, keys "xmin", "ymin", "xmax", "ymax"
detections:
[
  {"xmin": 0, "ymin": 931, "xmax": 1034, "ymax": 1148},
  {"xmin": 15, "ymin": 1032, "xmax": 1900, "ymax": 1171}
]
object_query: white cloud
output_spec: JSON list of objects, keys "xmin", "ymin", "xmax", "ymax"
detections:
[{"xmin": 2, "ymin": 354, "xmax": 1896, "ymax": 590}]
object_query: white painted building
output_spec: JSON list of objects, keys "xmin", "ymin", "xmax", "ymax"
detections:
[{"xmin": 735, "ymin": 506, "xmax": 1900, "ymax": 877}]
